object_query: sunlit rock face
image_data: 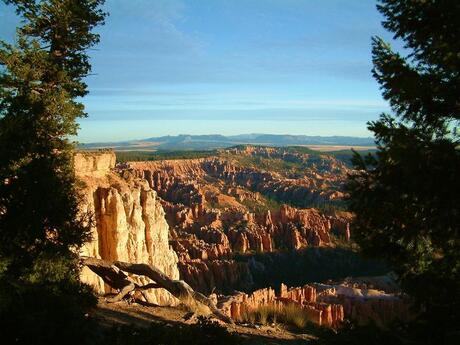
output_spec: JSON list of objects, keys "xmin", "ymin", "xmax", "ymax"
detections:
[
  {"xmin": 126, "ymin": 152, "xmax": 352, "ymax": 294},
  {"xmin": 72, "ymin": 149, "xmax": 407, "ymax": 329},
  {"xmin": 75, "ymin": 151, "xmax": 179, "ymax": 306},
  {"xmin": 218, "ymin": 284, "xmax": 344, "ymax": 328},
  {"xmin": 74, "ymin": 150, "xmax": 116, "ymax": 177},
  {"xmin": 218, "ymin": 279, "xmax": 411, "ymax": 328}
]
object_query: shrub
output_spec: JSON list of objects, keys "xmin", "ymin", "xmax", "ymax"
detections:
[
  {"xmin": 239, "ymin": 303, "xmax": 311, "ymax": 330},
  {"xmin": 178, "ymin": 294, "xmax": 212, "ymax": 316}
]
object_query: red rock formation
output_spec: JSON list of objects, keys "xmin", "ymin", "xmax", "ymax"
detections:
[
  {"xmin": 178, "ymin": 259, "xmax": 252, "ymax": 294},
  {"xmin": 219, "ymin": 284, "xmax": 344, "ymax": 327},
  {"xmin": 330, "ymin": 216, "xmax": 352, "ymax": 241},
  {"xmin": 113, "ymin": 149, "xmax": 348, "ymax": 294},
  {"xmin": 123, "ymin": 154, "xmax": 351, "ymax": 294},
  {"xmin": 315, "ymin": 282, "xmax": 413, "ymax": 327},
  {"xmin": 279, "ymin": 205, "xmax": 331, "ymax": 245},
  {"xmin": 230, "ymin": 231, "xmax": 249, "ymax": 253},
  {"xmin": 75, "ymin": 150, "xmax": 405, "ymax": 330},
  {"xmin": 279, "ymin": 283, "xmax": 317, "ymax": 303},
  {"xmin": 219, "ymin": 280, "xmax": 410, "ymax": 328}
]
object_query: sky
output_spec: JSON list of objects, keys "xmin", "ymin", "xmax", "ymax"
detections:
[{"xmin": 0, "ymin": 0, "xmax": 395, "ymax": 143}]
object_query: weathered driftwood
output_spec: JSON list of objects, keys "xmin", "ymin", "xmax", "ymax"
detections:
[{"xmin": 81, "ymin": 256, "xmax": 233, "ymax": 324}]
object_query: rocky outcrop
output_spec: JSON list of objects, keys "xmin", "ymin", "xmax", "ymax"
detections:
[
  {"xmin": 222, "ymin": 146, "xmax": 349, "ymax": 176},
  {"xmin": 219, "ymin": 279, "xmax": 410, "ymax": 328},
  {"xmin": 219, "ymin": 284, "xmax": 344, "ymax": 327},
  {"xmin": 330, "ymin": 215, "xmax": 352, "ymax": 241},
  {"xmin": 201, "ymin": 158, "xmax": 345, "ymax": 207},
  {"xmin": 73, "ymin": 150, "xmax": 404, "ymax": 330},
  {"xmin": 219, "ymin": 287, "xmax": 277, "ymax": 321},
  {"xmin": 128, "ymin": 153, "xmax": 348, "ymax": 214},
  {"xmin": 280, "ymin": 283, "xmax": 317, "ymax": 304},
  {"xmin": 127, "ymin": 159, "xmax": 347, "ymax": 253},
  {"xmin": 178, "ymin": 259, "xmax": 253, "ymax": 294},
  {"xmin": 314, "ymin": 281, "xmax": 413, "ymax": 327},
  {"xmin": 76, "ymin": 151, "xmax": 180, "ymax": 306},
  {"xmin": 124, "ymin": 153, "xmax": 351, "ymax": 294},
  {"xmin": 74, "ymin": 150, "xmax": 116, "ymax": 177},
  {"xmin": 74, "ymin": 149, "xmax": 353, "ymax": 298}
]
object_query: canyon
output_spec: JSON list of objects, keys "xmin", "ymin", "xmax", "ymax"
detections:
[
  {"xmin": 76, "ymin": 148, "xmax": 409, "ymax": 327},
  {"xmin": 125, "ymin": 146, "xmax": 352, "ymax": 294}
]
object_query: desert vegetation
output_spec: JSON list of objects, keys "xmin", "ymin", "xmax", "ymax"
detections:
[
  {"xmin": 238, "ymin": 303, "xmax": 315, "ymax": 330},
  {"xmin": 113, "ymin": 145, "xmax": 373, "ymax": 168},
  {"xmin": 115, "ymin": 150, "xmax": 218, "ymax": 163}
]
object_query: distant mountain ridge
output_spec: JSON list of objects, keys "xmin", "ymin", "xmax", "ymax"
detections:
[{"xmin": 80, "ymin": 133, "xmax": 375, "ymax": 151}]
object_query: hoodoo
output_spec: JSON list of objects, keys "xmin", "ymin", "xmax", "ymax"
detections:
[{"xmin": 75, "ymin": 149, "xmax": 410, "ymax": 328}]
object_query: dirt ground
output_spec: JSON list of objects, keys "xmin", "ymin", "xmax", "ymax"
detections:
[{"xmin": 92, "ymin": 298, "xmax": 318, "ymax": 344}]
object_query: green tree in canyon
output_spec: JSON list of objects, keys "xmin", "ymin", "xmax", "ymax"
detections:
[
  {"xmin": 347, "ymin": 0, "xmax": 459, "ymax": 342},
  {"xmin": 0, "ymin": 0, "xmax": 105, "ymax": 342}
]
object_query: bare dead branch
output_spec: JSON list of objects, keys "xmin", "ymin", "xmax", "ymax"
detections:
[{"xmin": 81, "ymin": 256, "xmax": 233, "ymax": 324}]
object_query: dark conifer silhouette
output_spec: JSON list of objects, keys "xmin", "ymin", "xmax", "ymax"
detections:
[
  {"xmin": 0, "ymin": 1, "xmax": 106, "ymax": 343},
  {"xmin": 347, "ymin": 0, "xmax": 460, "ymax": 342}
]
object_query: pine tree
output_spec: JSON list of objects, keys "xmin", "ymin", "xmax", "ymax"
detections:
[
  {"xmin": 0, "ymin": 1, "xmax": 106, "ymax": 343},
  {"xmin": 347, "ymin": 0, "xmax": 459, "ymax": 342}
]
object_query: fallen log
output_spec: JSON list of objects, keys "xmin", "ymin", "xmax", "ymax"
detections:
[{"xmin": 81, "ymin": 256, "xmax": 233, "ymax": 324}]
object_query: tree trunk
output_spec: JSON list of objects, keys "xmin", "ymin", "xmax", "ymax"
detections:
[{"xmin": 81, "ymin": 256, "xmax": 233, "ymax": 324}]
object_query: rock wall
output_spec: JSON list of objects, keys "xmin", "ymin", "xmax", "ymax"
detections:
[{"xmin": 76, "ymin": 151, "xmax": 180, "ymax": 305}]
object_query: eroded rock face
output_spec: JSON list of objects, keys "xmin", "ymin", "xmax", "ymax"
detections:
[
  {"xmin": 219, "ymin": 279, "xmax": 411, "ymax": 328},
  {"xmin": 76, "ymin": 151, "xmax": 180, "ymax": 306},
  {"xmin": 218, "ymin": 284, "xmax": 344, "ymax": 328},
  {"xmin": 74, "ymin": 150, "xmax": 404, "ymax": 329},
  {"xmin": 128, "ymin": 157, "xmax": 348, "ymax": 252},
  {"xmin": 178, "ymin": 259, "xmax": 253, "ymax": 294},
  {"xmin": 125, "ymin": 152, "xmax": 352, "ymax": 293},
  {"xmin": 314, "ymin": 280, "xmax": 413, "ymax": 327},
  {"xmin": 74, "ymin": 150, "xmax": 116, "ymax": 177}
]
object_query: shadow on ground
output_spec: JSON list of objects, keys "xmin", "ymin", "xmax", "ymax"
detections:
[{"xmin": 92, "ymin": 302, "xmax": 318, "ymax": 345}]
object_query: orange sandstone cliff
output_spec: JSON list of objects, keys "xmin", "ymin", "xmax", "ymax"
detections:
[{"xmin": 75, "ymin": 151, "xmax": 180, "ymax": 306}]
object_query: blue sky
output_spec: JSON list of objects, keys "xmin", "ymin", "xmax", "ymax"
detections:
[{"xmin": 0, "ymin": 0, "xmax": 394, "ymax": 143}]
